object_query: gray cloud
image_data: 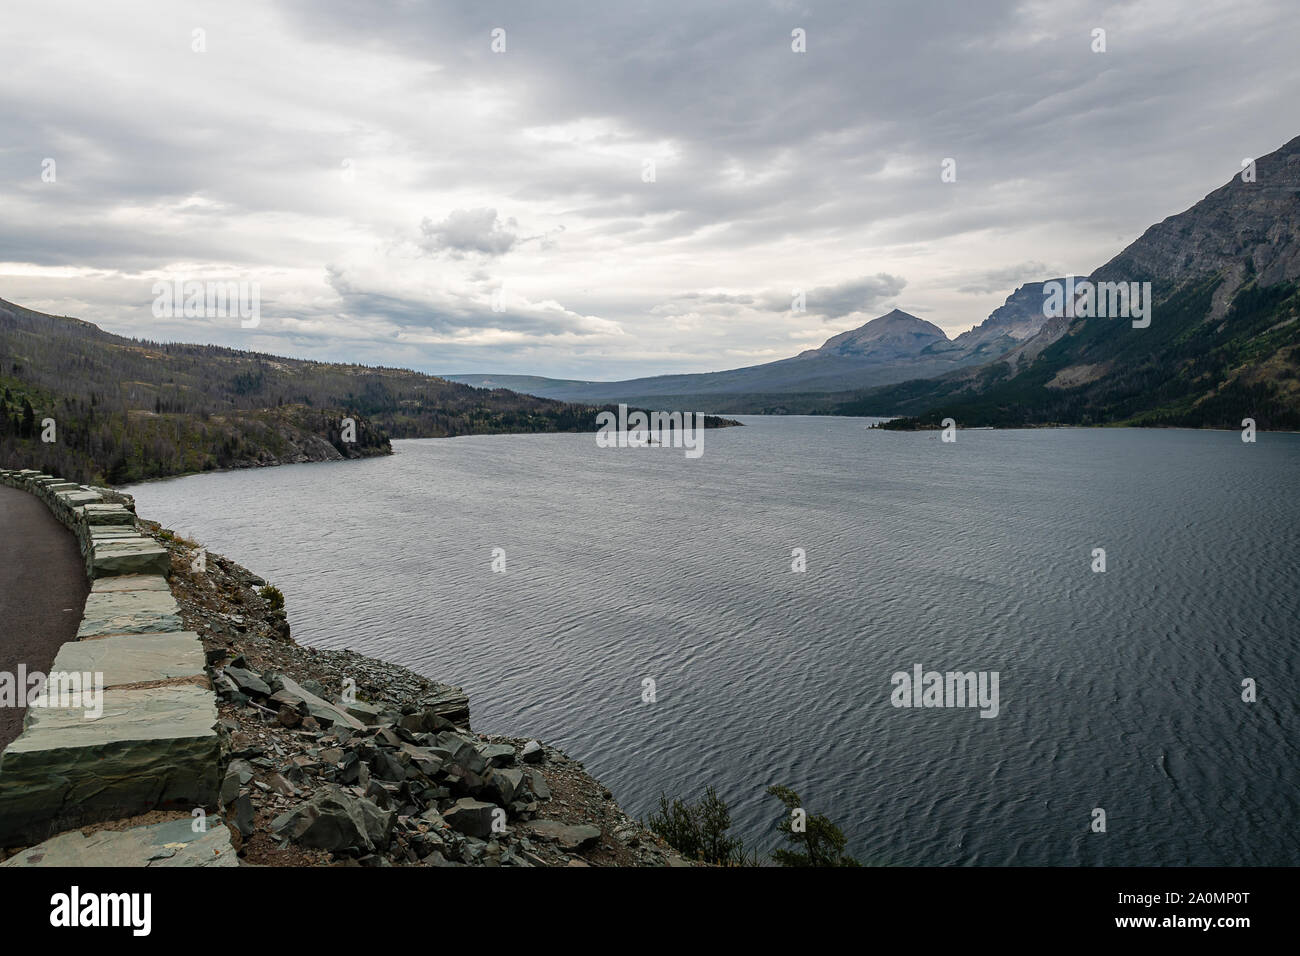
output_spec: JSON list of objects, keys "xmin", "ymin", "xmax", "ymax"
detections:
[
  {"xmin": 788, "ymin": 274, "xmax": 908, "ymax": 319},
  {"xmin": 662, "ymin": 272, "xmax": 905, "ymax": 321},
  {"xmin": 419, "ymin": 208, "xmax": 519, "ymax": 258},
  {"xmin": 958, "ymin": 262, "xmax": 1052, "ymax": 295},
  {"xmin": 0, "ymin": 0, "xmax": 1297, "ymax": 379}
]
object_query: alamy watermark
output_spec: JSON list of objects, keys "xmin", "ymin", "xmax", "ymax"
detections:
[
  {"xmin": 1042, "ymin": 276, "xmax": 1151, "ymax": 328},
  {"xmin": 0, "ymin": 667, "xmax": 104, "ymax": 719},
  {"xmin": 595, "ymin": 403, "xmax": 705, "ymax": 458},
  {"xmin": 152, "ymin": 279, "xmax": 261, "ymax": 328},
  {"xmin": 50, "ymin": 886, "xmax": 150, "ymax": 936},
  {"xmin": 890, "ymin": 664, "xmax": 1000, "ymax": 718}
]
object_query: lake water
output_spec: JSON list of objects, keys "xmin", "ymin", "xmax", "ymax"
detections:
[{"xmin": 125, "ymin": 417, "xmax": 1300, "ymax": 865}]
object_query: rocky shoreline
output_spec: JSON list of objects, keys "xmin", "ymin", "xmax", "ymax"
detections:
[{"xmin": 149, "ymin": 519, "xmax": 693, "ymax": 867}]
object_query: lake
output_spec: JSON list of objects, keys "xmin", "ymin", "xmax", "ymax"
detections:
[{"xmin": 125, "ymin": 417, "xmax": 1300, "ymax": 865}]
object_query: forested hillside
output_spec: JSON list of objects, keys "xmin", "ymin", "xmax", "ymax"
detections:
[{"xmin": 0, "ymin": 298, "xmax": 660, "ymax": 484}]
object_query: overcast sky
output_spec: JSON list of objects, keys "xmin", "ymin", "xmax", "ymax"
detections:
[{"xmin": 2, "ymin": 0, "xmax": 1297, "ymax": 380}]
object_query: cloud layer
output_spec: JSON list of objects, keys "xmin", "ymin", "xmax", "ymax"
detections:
[{"xmin": 2, "ymin": 0, "xmax": 1297, "ymax": 378}]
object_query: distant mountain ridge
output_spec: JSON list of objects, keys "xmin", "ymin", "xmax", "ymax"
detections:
[
  {"xmin": 851, "ymin": 134, "xmax": 1300, "ymax": 430},
  {"xmin": 446, "ymin": 288, "xmax": 1075, "ymax": 408}
]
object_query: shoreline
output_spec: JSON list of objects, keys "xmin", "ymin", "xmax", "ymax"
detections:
[
  {"xmin": 110, "ymin": 416, "xmax": 745, "ymax": 488},
  {"xmin": 143, "ymin": 516, "xmax": 694, "ymax": 867},
  {"xmin": 118, "ymin": 416, "xmax": 1300, "ymax": 490}
]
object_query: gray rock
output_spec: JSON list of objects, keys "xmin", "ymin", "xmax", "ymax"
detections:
[
  {"xmin": 419, "ymin": 807, "xmax": 448, "ymax": 828},
  {"xmin": 89, "ymin": 537, "xmax": 171, "ymax": 578},
  {"xmin": 484, "ymin": 768, "xmax": 524, "ymax": 805},
  {"xmin": 521, "ymin": 740, "xmax": 544, "ymax": 764},
  {"xmin": 344, "ymin": 699, "xmax": 385, "ymax": 724},
  {"xmin": 271, "ymin": 786, "xmax": 393, "ymax": 853},
  {"xmin": 370, "ymin": 752, "xmax": 406, "ymax": 782},
  {"xmin": 528, "ymin": 820, "xmax": 601, "ymax": 852},
  {"xmin": 90, "ymin": 573, "xmax": 168, "ymax": 592},
  {"xmin": 47, "ymin": 632, "xmax": 205, "ymax": 689},
  {"xmin": 220, "ymin": 759, "xmax": 253, "ymax": 805},
  {"xmin": 233, "ymin": 794, "xmax": 255, "ymax": 837},
  {"xmin": 300, "ymin": 679, "xmax": 329, "ymax": 698},
  {"xmin": 525, "ymin": 768, "xmax": 551, "ymax": 801},
  {"xmin": 224, "ymin": 666, "xmax": 271, "ymax": 698},
  {"xmin": 444, "ymin": 738, "xmax": 487, "ymax": 775},
  {"xmin": 444, "ymin": 798, "xmax": 501, "ymax": 839},
  {"xmin": 1, "ymin": 816, "xmax": 237, "ymax": 868},
  {"xmin": 277, "ymin": 675, "xmax": 364, "ymax": 730},
  {"xmin": 0, "ymin": 685, "xmax": 220, "ymax": 847},
  {"xmin": 478, "ymin": 743, "xmax": 516, "ymax": 766}
]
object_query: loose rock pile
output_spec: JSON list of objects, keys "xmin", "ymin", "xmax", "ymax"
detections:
[{"xmin": 158, "ymin": 525, "xmax": 693, "ymax": 867}]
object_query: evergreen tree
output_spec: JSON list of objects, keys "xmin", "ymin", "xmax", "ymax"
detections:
[{"xmin": 766, "ymin": 785, "xmax": 860, "ymax": 867}]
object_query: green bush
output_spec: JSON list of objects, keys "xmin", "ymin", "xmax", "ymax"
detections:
[
  {"xmin": 258, "ymin": 584, "xmax": 285, "ymax": 611},
  {"xmin": 645, "ymin": 785, "xmax": 746, "ymax": 866}
]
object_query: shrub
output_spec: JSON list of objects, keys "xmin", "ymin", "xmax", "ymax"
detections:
[
  {"xmin": 766, "ymin": 785, "xmax": 860, "ymax": 867},
  {"xmin": 259, "ymin": 584, "xmax": 285, "ymax": 611},
  {"xmin": 645, "ymin": 786, "xmax": 746, "ymax": 866}
]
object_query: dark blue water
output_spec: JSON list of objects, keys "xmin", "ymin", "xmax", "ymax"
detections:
[{"xmin": 126, "ymin": 418, "xmax": 1300, "ymax": 865}]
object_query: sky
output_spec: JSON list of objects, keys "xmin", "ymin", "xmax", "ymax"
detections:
[{"xmin": 1, "ymin": 0, "xmax": 1298, "ymax": 381}]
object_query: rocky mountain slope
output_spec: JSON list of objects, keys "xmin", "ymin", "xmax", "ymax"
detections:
[
  {"xmin": 846, "ymin": 134, "xmax": 1300, "ymax": 430},
  {"xmin": 942, "ymin": 279, "xmax": 1085, "ymax": 354}
]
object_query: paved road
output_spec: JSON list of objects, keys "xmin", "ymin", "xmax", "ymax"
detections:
[{"xmin": 0, "ymin": 485, "xmax": 89, "ymax": 749}]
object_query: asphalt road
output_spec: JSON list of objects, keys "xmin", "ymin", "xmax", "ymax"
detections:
[{"xmin": 0, "ymin": 485, "xmax": 89, "ymax": 749}]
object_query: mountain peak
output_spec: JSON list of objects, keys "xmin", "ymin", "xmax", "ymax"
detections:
[
  {"xmin": 810, "ymin": 309, "xmax": 948, "ymax": 359},
  {"xmin": 949, "ymin": 278, "xmax": 1085, "ymax": 352}
]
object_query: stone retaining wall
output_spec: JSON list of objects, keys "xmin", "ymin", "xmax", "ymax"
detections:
[{"xmin": 0, "ymin": 468, "xmax": 220, "ymax": 847}]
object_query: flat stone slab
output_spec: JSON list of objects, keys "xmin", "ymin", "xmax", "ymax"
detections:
[
  {"xmin": 77, "ymin": 589, "xmax": 182, "ymax": 637},
  {"xmin": 527, "ymin": 819, "xmax": 603, "ymax": 851},
  {"xmin": 57, "ymin": 491, "xmax": 103, "ymax": 509},
  {"xmin": 1, "ymin": 817, "xmax": 237, "ymax": 867},
  {"xmin": 89, "ymin": 526, "xmax": 142, "ymax": 537},
  {"xmin": 423, "ymin": 685, "xmax": 471, "ymax": 725},
  {"xmin": 343, "ymin": 699, "xmax": 386, "ymax": 724},
  {"xmin": 49, "ymin": 632, "xmax": 206, "ymax": 689},
  {"xmin": 80, "ymin": 504, "xmax": 135, "ymax": 526},
  {"xmin": 277, "ymin": 675, "xmax": 365, "ymax": 730},
  {"xmin": 89, "ymin": 538, "xmax": 171, "ymax": 578},
  {"xmin": 91, "ymin": 574, "xmax": 170, "ymax": 594},
  {"xmin": 10, "ymin": 683, "xmax": 218, "ymax": 753},
  {"xmin": 0, "ymin": 685, "xmax": 220, "ymax": 846},
  {"xmin": 87, "ymin": 530, "xmax": 149, "ymax": 547}
]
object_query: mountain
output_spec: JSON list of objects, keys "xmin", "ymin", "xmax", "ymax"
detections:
[
  {"xmin": 797, "ymin": 309, "xmax": 947, "ymax": 360},
  {"xmin": 0, "ymin": 299, "xmax": 700, "ymax": 484},
  {"xmin": 842, "ymin": 135, "xmax": 1300, "ymax": 430},
  {"xmin": 945, "ymin": 280, "xmax": 1085, "ymax": 354},
  {"xmin": 447, "ymin": 299, "xmax": 1062, "ymax": 411}
]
